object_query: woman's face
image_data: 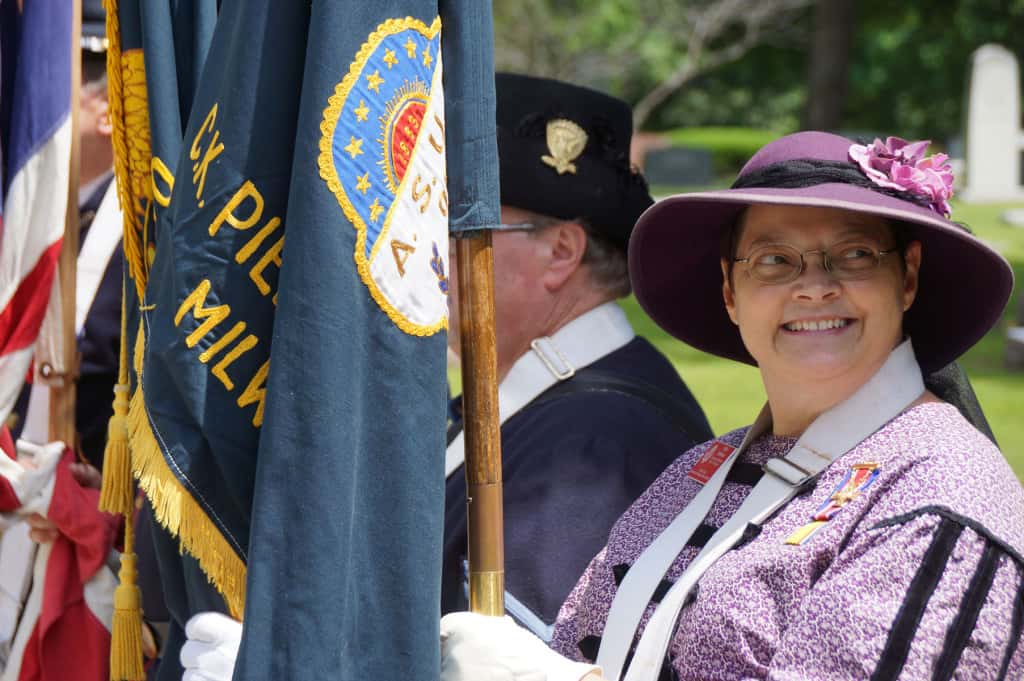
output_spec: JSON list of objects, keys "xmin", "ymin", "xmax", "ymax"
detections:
[{"xmin": 722, "ymin": 204, "xmax": 921, "ymax": 386}]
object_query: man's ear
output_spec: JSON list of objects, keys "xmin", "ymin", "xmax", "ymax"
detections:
[
  {"xmin": 541, "ymin": 221, "xmax": 587, "ymax": 292},
  {"xmin": 721, "ymin": 259, "xmax": 739, "ymax": 325},
  {"xmin": 96, "ymin": 100, "xmax": 113, "ymax": 137}
]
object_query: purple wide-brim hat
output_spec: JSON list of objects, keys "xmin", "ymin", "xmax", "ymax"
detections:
[{"xmin": 629, "ymin": 131, "xmax": 1014, "ymax": 372}]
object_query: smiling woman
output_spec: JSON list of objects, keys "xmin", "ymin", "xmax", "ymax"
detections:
[
  {"xmin": 724, "ymin": 204, "xmax": 922, "ymax": 436},
  {"xmin": 439, "ymin": 132, "xmax": 1024, "ymax": 681}
]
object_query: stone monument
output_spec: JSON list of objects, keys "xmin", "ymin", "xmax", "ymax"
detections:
[
  {"xmin": 1007, "ymin": 297, "xmax": 1024, "ymax": 370},
  {"xmin": 962, "ymin": 44, "xmax": 1024, "ymax": 202}
]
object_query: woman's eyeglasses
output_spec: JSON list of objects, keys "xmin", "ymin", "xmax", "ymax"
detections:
[{"xmin": 733, "ymin": 240, "xmax": 899, "ymax": 285}]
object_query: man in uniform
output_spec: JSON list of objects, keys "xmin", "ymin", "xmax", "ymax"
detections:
[{"xmin": 443, "ymin": 73, "xmax": 713, "ymax": 637}]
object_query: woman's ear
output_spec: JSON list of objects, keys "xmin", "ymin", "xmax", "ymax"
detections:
[
  {"xmin": 901, "ymin": 241, "xmax": 922, "ymax": 311},
  {"xmin": 721, "ymin": 259, "xmax": 739, "ymax": 325}
]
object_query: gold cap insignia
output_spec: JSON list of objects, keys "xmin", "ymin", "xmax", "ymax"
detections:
[{"xmin": 541, "ymin": 119, "xmax": 587, "ymax": 175}]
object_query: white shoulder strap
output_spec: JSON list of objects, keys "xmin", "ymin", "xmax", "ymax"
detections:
[
  {"xmin": 594, "ymin": 407, "xmax": 771, "ymax": 675},
  {"xmin": 600, "ymin": 340, "xmax": 925, "ymax": 681},
  {"xmin": 445, "ymin": 302, "xmax": 634, "ymax": 477},
  {"xmin": 76, "ymin": 180, "xmax": 122, "ymax": 333}
]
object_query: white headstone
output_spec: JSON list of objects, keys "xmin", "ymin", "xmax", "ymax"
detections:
[{"xmin": 963, "ymin": 44, "xmax": 1024, "ymax": 201}]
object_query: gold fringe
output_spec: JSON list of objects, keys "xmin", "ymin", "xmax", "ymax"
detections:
[
  {"xmin": 103, "ymin": 0, "xmax": 150, "ymax": 300},
  {"xmin": 129, "ymin": 386, "xmax": 247, "ymax": 619}
]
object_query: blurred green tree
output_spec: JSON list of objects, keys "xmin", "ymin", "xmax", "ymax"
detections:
[
  {"xmin": 494, "ymin": 0, "xmax": 1024, "ymax": 143},
  {"xmin": 493, "ymin": 0, "xmax": 813, "ymax": 129}
]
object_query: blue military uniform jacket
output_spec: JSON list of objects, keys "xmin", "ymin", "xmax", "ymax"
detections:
[{"xmin": 443, "ymin": 322, "xmax": 712, "ymax": 637}]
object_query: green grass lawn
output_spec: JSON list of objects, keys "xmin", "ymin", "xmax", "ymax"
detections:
[{"xmin": 618, "ymin": 198, "xmax": 1024, "ymax": 480}]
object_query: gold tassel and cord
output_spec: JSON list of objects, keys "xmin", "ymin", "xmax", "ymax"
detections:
[
  {"xmin": 101, "ymin": 298, "xmax": 145, "ymax": 681},
  {"xmin": 102, "ymin": 289, "xmax": 143, "ymax": 680},
  {"xmin": 101, "ymin": 1, "xmax": 145, "ymax": 678},
  {"xmin": 110, "ymin": 531, "xmax": 145, "ymax": 681},
  {"xmin": 98, "ymin": 281, "xmax": 132, "ymax": 517}
]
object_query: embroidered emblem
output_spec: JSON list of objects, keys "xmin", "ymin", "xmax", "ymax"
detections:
[
  {"xmin": 319, "ymin": 17, "xmax": 448, "ymax": 336},
  {"xmin": 541, "ymin": 119, "xmax": 587, "ymax": 175},
  {"xmin": 687, "ymin": 441, "xmax": 736, "ymax": 485},
  {"xmin": 785, "ymin": 462, "xmax": 880, "ymax": 545},
  {"xmin": 430, "ymin": 241, "xmax": 448, "ymax": 294}
]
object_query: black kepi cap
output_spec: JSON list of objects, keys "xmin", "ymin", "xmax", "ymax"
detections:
[{"xmin": 496, "ymin": 73, "xmax": 653, "ymax": 251}]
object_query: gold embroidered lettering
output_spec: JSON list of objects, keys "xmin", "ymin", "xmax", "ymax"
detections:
[
  {"xmin": 174, "ymin": 280, "xmax": 231, "ymax": 349},
  {"xmin": 391, "ymin": 240, "xmax": 416, "ymax": 276},
  {"xmin": 212, "ymin": 334, "xmax": 259, "ymax": 391},
  {"xmin": 238, "ymin": 360, "xmax": 270, "ymax": 427},
  {"xmin": 438, "ymin": 189, "xmax": 448, "ymax": 217},
  {"xmin": 190, "ymin": 104, "xmax": 225, "ymax": 207},
  {"xmin": 249, "ymin": 235, "xmax": 284, "ymax": 296},
  {"xmin": 210, "ymin": 181, "xmax": 264, "ymax": 237},
  {"xmin": 411, "ymin": 174, "xmax": 432, "ymax": 213},
  {"xmin": 235, "ymin": 218, "xmax": 282, "ymax": 264},
  {"xmin": 151, "ymin": 156, "xmax": 175, "ymax": 208},
  {"xmin": 198, "ymin": 321, "xmax": 247, "ymax": 364}
]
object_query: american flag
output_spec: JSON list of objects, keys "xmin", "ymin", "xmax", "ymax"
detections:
[
  {"xmin": 0, "ymin": 5, "xmax": 119, "ymax": 681},
  {"xmin": 0, "ymin": 0, "xmax": 73, "ymax": 428}
]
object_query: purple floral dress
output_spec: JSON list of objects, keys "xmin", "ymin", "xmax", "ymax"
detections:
[{"xmin": 551, "ymin": 403, "xmax": 1024, "ymax": 680}]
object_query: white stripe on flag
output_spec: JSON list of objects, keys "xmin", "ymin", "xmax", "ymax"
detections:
[
  {"xmin": 0, "ymin": 542, "xmax": 48, "ymax": 681},
  {"xmin": 0, "ymin": 116, "xmax": 71, "ymax": 308},
  {"xmin": 0, "ymin": 348, "xmax": 33, "ymax": 430},
  {"xmin": 0, "ymin": 116, "xmax": 71, "ymax": 424}
]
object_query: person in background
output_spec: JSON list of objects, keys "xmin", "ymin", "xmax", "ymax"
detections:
[{"xmin": 443, "ymin": 73, "xmax": 713, "ymax": 635}]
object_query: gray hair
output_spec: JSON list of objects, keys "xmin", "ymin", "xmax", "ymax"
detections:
[
  {"xmin": 526, "ymin": 211, "xmax": 631, "ymax": 298},
  {"xmin": 577, "ymin": 217, "xmax": 630, "ymax": 298},
  {"xmin": 82, "ymin": 72, "xmax": 108, "ymax": 99}
]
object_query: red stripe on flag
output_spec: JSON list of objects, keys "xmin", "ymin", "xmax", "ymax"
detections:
[
  {"xmin": 0, "ymin": 238, "xmax": 63, "ymax": 355},
  {"xmin": 0, "ymin": 425, "xmax": 14, "ymax": 459}
]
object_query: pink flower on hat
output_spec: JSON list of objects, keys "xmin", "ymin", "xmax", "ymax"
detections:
[{"xmin": 848, "ymin": 137, "xmax": 954, "ymax": 217}]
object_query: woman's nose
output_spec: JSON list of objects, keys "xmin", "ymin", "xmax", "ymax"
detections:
[{"xmin": 793, "ymin": 253, "xmax": 840, "ymax": 300}]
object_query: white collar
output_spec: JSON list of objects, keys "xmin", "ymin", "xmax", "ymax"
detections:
[{"xmin": 445, "ymin": 301, "xmax": 635, "ymax": 478}]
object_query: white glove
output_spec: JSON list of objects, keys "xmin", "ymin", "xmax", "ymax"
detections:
[
  {"xmin": 440, "ymin": 612, "xmax": 600, "ymax": 681},
  {"xmin": 9, "ymin": 440, "xmax": 64, "ymax": 514},
  {"xmin": 180, "ymin": 612, "xmax": 242, "ymax": 681}
]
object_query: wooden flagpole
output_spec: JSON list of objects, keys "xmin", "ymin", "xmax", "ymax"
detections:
[
  {"xmin": 48, "ymin": 0, "xmax": 82, "ymax": 445},
  {"xmin": 455, "ymin": 232, "xmax": 505, "ymax": 616}
]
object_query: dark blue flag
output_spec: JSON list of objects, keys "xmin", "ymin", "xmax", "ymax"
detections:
[{"xmin": 117, "ymin": 1, "xmax": 498, "ymax": 679}]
